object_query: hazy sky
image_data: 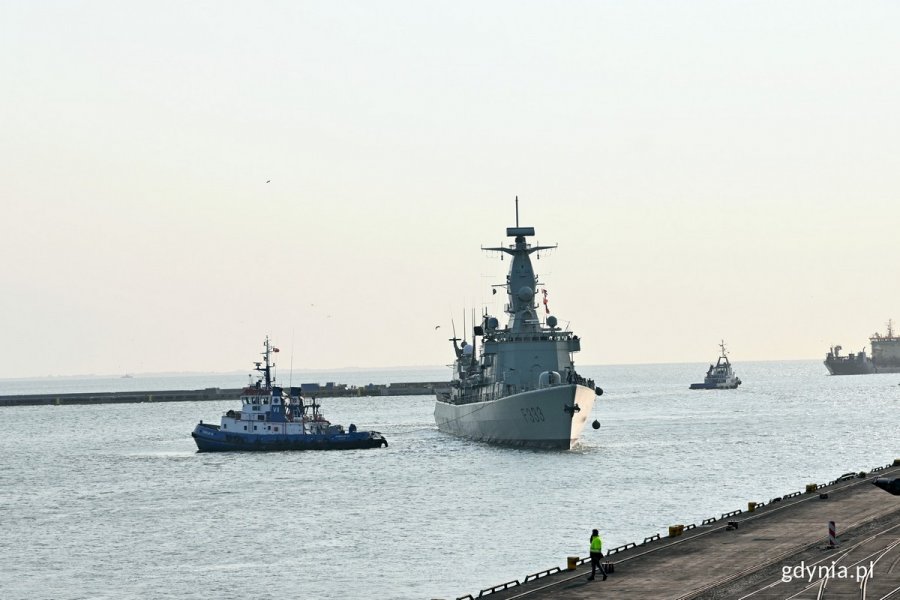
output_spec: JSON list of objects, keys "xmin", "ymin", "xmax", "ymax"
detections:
[{"xmin": 2, "ymin": 1, "xmax": 899, "ymax": 377}]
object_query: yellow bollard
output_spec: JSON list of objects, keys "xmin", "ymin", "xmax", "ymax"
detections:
[
  {"xmin": 894, "ymin": 458, "xmax": 900, "ymax": 466},
  {"xmin": 567, "ymin": 556, "xmax": 579, "ymax": 571},
  {"xmin": 669, "ymin": 525, "xmax": 683, "ymax": 537},
  {"xmin": 805, "ymin": 483, "xmax": 817, "ymax": 494},
  {"xmin": 748, "ymin": 502, "xmax": 757, "ymax": 512}
]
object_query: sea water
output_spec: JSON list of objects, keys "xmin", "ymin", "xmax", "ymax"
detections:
[{"xmin": 0, "ymin": 361, "xmax": 897, "ymax": 600}]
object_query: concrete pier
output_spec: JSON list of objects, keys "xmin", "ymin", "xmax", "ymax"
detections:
[{"xmin": 460, "ymin": 461, "xmax": 900, "ymax": 600}]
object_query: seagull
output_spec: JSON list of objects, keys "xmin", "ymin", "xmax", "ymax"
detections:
[
  {"xmin": 435, "ymin": 325, "xmax": 441, "ymax": 330},
  {"xmin": 266, "ymin": 180, "xmax": 271, "ymax": 183}
]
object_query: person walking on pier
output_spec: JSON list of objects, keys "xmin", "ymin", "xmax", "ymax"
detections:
[{"xmin": 588, "ymin": 528, "xmax": 607, "ymax": 581}]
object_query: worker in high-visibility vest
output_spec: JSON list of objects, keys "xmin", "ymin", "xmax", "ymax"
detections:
[{"xmin": 588, "ymin": 528, "xmax": 608, "ymax": 581}]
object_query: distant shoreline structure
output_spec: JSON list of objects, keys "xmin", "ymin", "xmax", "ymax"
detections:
[
  {"xmin": 0, "ymin": 358, "xmax": 834, "ymax": 382},
  {"xmin": 0, "ymin": 381, "xmax": 451, "ymax": 408}
]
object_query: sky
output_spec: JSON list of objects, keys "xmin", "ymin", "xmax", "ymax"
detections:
[{"xmin": 2, "ymin": 1, "xmax": 899, "ymax": 377}]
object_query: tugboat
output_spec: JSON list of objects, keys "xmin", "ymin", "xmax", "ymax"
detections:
[
  {"xmin": 690, "ymin": 341, "xmax": 742, "ymax": 389},
  {"xmin": 433, "ymin": 199, "xmax": 602, "ymax": 449},
  {"xmin": 191, "ymin": 337, "xmax": 387, "ymax": 452}
]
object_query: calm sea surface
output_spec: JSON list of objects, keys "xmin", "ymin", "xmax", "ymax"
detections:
[{"xmin": 1, "ymin": 361, "xmax": 897, "ymax": 600}]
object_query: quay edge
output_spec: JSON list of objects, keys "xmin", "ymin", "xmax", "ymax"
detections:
[{"xmin": 458, "ymin": 459, "xmax": 900, "ymax": 600}]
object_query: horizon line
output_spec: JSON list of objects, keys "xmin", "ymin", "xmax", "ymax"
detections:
[{"xmin": 0, "ymin": 357, "xmax": 826, "ymax": 382}]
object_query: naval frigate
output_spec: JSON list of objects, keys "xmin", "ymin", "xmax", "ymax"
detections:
[{"xmin": 434, "ymin": 204, "xmax": 602, "ymax": 449}]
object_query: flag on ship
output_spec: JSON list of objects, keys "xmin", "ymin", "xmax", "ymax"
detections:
[{"xmin": 542, "ymin": 289, "xmax": 549, "ymax": 314}]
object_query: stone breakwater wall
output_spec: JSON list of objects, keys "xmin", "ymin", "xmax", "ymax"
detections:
[{"xmin": 0, "ymin": 382, "xmax": 449, "ymax": 407}]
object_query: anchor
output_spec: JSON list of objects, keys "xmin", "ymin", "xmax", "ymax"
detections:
[{"xmin": 563, "ymin": 402, "xmax": 581, "ymax": 417}]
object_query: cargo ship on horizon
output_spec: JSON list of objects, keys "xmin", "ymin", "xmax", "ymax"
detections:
[{"xmin": 824, "ymin": 319, "xmax": 900, "ymax": 375}]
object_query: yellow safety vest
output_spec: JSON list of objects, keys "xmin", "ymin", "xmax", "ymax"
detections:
[{"xmin": 590, "ymin": 535, "xmax": 602, "ymax": 553}]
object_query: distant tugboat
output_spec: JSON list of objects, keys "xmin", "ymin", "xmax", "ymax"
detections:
[
  {"xmin": 690, "ymin": 342, "xmax": 742, "ymax": 389},
  {"xmin": 191, "ymin": 337, "xmax": 387, "ymax": 452}
]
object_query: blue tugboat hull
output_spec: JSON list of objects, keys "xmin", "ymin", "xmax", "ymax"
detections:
[{"xmin": 191, "ymin": 423, "xmax": 388, "ymax": 452}]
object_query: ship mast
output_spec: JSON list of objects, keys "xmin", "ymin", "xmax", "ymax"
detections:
[
  {"xmin": 254, "ymin": 336, "xmax": 274, "ymax": 389},
  {"xmin": 482, "ymin": 198, "xmax": 556, "ymax": 334}
]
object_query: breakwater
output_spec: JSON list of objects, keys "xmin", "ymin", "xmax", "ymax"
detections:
[{"xmin": 0, "ymin": 381, "xmax": 449, "ymax": 407}]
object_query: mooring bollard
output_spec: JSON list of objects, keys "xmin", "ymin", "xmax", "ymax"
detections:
[{"xmin": 828, "ymin": 521, "xmax": 837, "ymax": 548}]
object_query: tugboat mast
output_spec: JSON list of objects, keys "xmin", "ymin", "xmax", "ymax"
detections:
[{"xmin": 254, "ymin": 336, "xmax": 275, "ymax": 389}]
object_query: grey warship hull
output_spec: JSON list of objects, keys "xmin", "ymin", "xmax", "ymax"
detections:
[{"xmin": 434, "ymin": 384, "xmax": 595, "ymax": 449}]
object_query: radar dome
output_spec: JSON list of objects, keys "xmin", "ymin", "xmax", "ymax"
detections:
[
  {"xmin": 517, "ymin": 286, "xmax": 534, "ymax": 302},
  {"xmin": 487, "ymin": 317, "xmax": 499, "ymax": 330},
  {"xmin": 546, "ymin": 315, "xmax": 558, "ymax": 328}
]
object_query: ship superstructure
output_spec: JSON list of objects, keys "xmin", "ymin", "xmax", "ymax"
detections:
[
  {"xmin": 869, "ymin": 319, "xmax": 900, "ymax": 373},
  {"xmin": 434, "ymin": 201, "xmax": 602, "ymax": 449}
]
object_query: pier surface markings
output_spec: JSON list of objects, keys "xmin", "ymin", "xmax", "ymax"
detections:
[{"xmin": 480, "ymin": 465, "xmax": 900, "ymax": 600}]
